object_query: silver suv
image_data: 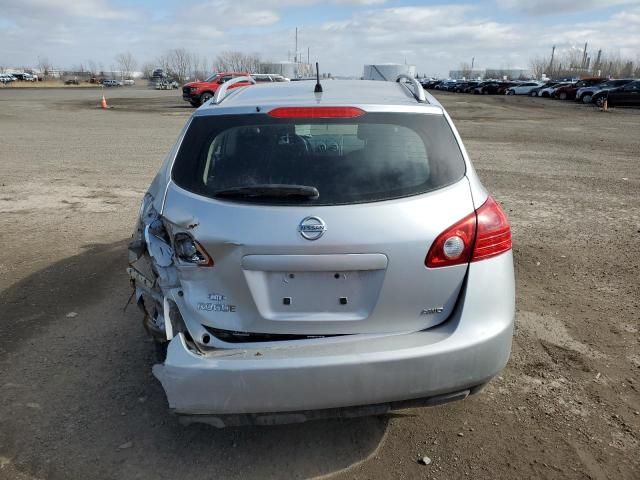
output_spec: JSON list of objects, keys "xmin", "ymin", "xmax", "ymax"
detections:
[{"xmin": 128, "ymin": 76, "xmax": 515, "ymax": 427}]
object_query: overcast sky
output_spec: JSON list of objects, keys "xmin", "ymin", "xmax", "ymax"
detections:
[{"xmin": 1, "ymin": 0, "xmax": 639, "ymax": 76}]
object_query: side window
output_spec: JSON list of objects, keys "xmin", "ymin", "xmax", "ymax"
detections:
[{"xmin": 624, "ymin": 83, "xmax": 639, "ymax": 91}]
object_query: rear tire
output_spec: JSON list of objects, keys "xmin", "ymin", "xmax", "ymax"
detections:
[
  {"xmin": 582, "ymin": 94, "xmax": 593, "ymax": 104},
  {"xmin": 506, "ymin": 90, "xmax": 514, "ymax": 95},
  {"xmin": 595, "ymin": 96, "xmax": 606, "ymax": 108}
]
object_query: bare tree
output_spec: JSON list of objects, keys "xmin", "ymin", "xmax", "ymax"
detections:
[
  {"xmin": 115, "ymin": 52, "xmax": 137, "ymax": 79},
  {"xmin": 87, "ymin": 60, "xmax": 98, "ymax": 77},
  {"xmin": 37, "ymin": 56, "xmax": 53, "ymax": 80},
  {"xmin": 213, "ymin": 51, "xmax": 261, "ymax": 73},
  {"xmin": 191, "ymin": 55, "xmax": 209, "ymax": 81},
  {"xmin": 156, "ymin": 53, "xmax": 172, "ymax": 77},
  {"xmin": 529, "ymin": 56, "xmax": 547, "ymax": 79},
  {"xmin": 156, "ymin": 49, "xmax": 194, "ymax": 83},
  {"xmin": 169, "ymin": 48, "xmax": 193, "ymax": 83},
  {"xmin": 528, "ymin": 46, "xmax": 640, "ymax": 79},
  {"xmin": 141, "ymin": 62, "xmax": 155, "ymax": 79}
]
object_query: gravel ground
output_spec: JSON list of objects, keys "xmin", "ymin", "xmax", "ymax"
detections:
[{"xmin": 0, "ymin": 86, "xmax": 638, "ymax": 480}]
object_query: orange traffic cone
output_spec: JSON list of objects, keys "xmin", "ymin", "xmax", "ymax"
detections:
[{"xmin": 101, "ymin": 94, "xmax": 108, "ymax": 109}]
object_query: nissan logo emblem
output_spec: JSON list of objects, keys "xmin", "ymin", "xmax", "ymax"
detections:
[{"xmin": 298, "ymin": 216, "xmax": 326, "ymax": 240}]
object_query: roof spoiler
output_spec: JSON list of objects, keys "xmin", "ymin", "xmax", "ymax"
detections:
[
  {"xmin": 396, "ymin": 74, "xmax": 427, "ymax": 103},
  {"xmin": 211, "ymin": 76, "xmax": 256, "ymax": 104}
]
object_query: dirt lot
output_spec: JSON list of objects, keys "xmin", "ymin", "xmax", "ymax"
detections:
[{"xmin": 0, "ymin": 86, "xmax": 638, "ymax": 480}]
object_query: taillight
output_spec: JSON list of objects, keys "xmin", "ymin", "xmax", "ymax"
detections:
[
  {"xmin": 425, "ymin": 211, "xmax": 476, "ymax": 268},
  {"xmin": 472, "ymin": 196, "xmax": 512, "ymax": 261},
  {"xmin": 174, "ymin": 233, "xmax": 213, "ymax": 267},
  {"xmin": 267, "ymin": 106, "xmax": 364, "ymax": 118},
  {"xmin": 425, "ymin": 196, "xmax": 511, "ymax": 268}
]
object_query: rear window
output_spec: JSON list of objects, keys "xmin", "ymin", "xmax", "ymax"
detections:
[{"xmin": 172, "ymin": 112, "xmax": 466, "ymax": 205}]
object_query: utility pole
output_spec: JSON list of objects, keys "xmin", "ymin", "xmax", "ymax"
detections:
[
  {"xmin": 594, "ymin": 49, "xmax": 602, "ymax": 72},
  {"xmin": 471, "ymin": 57, "xmax": 475, "ymax": 70},
  {"xmin": 307, "ymin": 47, "xmax": 310, "ymax": 65},
  {"xmin": 295, "ymin": 28, "xmax": 298, "ymax": 63},
  {"xmin": 549, "ymin": 45, "xmax": 556, "ymax": 72}
]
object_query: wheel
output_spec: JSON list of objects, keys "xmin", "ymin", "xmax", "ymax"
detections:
[
  {"xmin": 199, "ymin": 91, "xmax": 213, "ymax": 105},
  {"xmin": 582, "ymin": 94, "xmax": 593, "ymax": 104},
  {"xmin": 559, "ymin": 92, "xmax": 567, "ymax": 100},
  {"xmin": 506, "ymin": 90, "xmax": 514, "ymax": 95},
  {"xmin": 595, "ymin": 96, "xmax": 606, "ymax": 108},
  {"xmin": 541, "ymin": 92, "xmax": 549, "ymax": 98}
]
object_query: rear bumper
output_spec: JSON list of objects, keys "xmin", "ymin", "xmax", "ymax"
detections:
[{"xmin": 153, "ymin": 253, "xmax": 515, "ymax": 417}]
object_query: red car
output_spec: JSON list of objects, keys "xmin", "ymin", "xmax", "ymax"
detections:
[
  {"xmin": 182, "ymin": 72, "xmax": 253, "ymax": 107},
  {"xmin": 553, "ymin": 78, "xmax": 606, "ymax": 100}
]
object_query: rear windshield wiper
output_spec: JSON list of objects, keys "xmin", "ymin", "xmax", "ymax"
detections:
[{"xmin": 212, "ymin": 184, "xmax": 320, "ymax": 199}]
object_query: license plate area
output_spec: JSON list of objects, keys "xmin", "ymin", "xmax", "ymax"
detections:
[{"xmin": 243, "ymin": 269, "xmax": 386, "ymax": 322}]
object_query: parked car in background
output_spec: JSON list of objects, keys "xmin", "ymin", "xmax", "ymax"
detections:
[
  {"xmin": 592, "ymin": 80, "xmax": 640, "ymax": 108},
  {"xmin": 421, "ymin": 80, "xmax": 436, "ymax": 89},
  {"xmin": 103, "ymin": 79, "xmax": 120, "ymax": 87},
  {"xmin": 497, "ymin": 82, "xmax": 518, "ymax": 95},
  {"xmin": 182, "ymin": 72, "xmax": 254, "ymax": 107},
  {"xmin": 0, "ymin": 74, "xmax": 17, "ymax": 83},
  {"xmin": 537, "ymin": 82, "xmax": 572, "ymax": 98},
  {"xmin": 473, "ymin": 82, "xmax": 495, "ymax": 94},
  {"xmin": 452, "ymin": 82, "xmax": 467, "ymax": 93},
  {"xmin": 474, "ymin": 82, "xmax": 514, "ymax": 95},
  {"xmin": 64, "ymin": 78, "xmax": 80, "ymax": 85},
  {"xmin": 576, "ymin": 79, "xmax": 634, "ymax": 104},
  {"xmin": 251, "ymin": 74, "xmax": 289, "ymax": 83},
  {"xmin": 129, "ymin": 77, "xmax": 515, "ymax": 426},
  {"xmin": 422, "ymin": 80, "xmax": 443, "ymax": 89},
  {"xmin": 155, "ymin": 79, "xmax": 179, "ymax": 90},
  {"xmin": 435, "ymin": 81, "xmax": 457, "ymax": 91},
  {"xmin": 553, "ymin": 78, "xmax": 607, "ymax": 100},
  {"xmin": 453, "ymin": 81, "xmax": 480, "ymax": 93},
  {"xmin": 505, "ymin": 82, "xmax": 543, "ymax": 95},
  {"xmin": 12, "ymin": 73, "xmax": 36, "ymax": 81},
  {"xmin": 529, "ymin": 81, "xmax": 562, "ymax": 97},
  {"xmin": 124, "ymin": 79, "xmax": 135, "ymax": 86}
]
